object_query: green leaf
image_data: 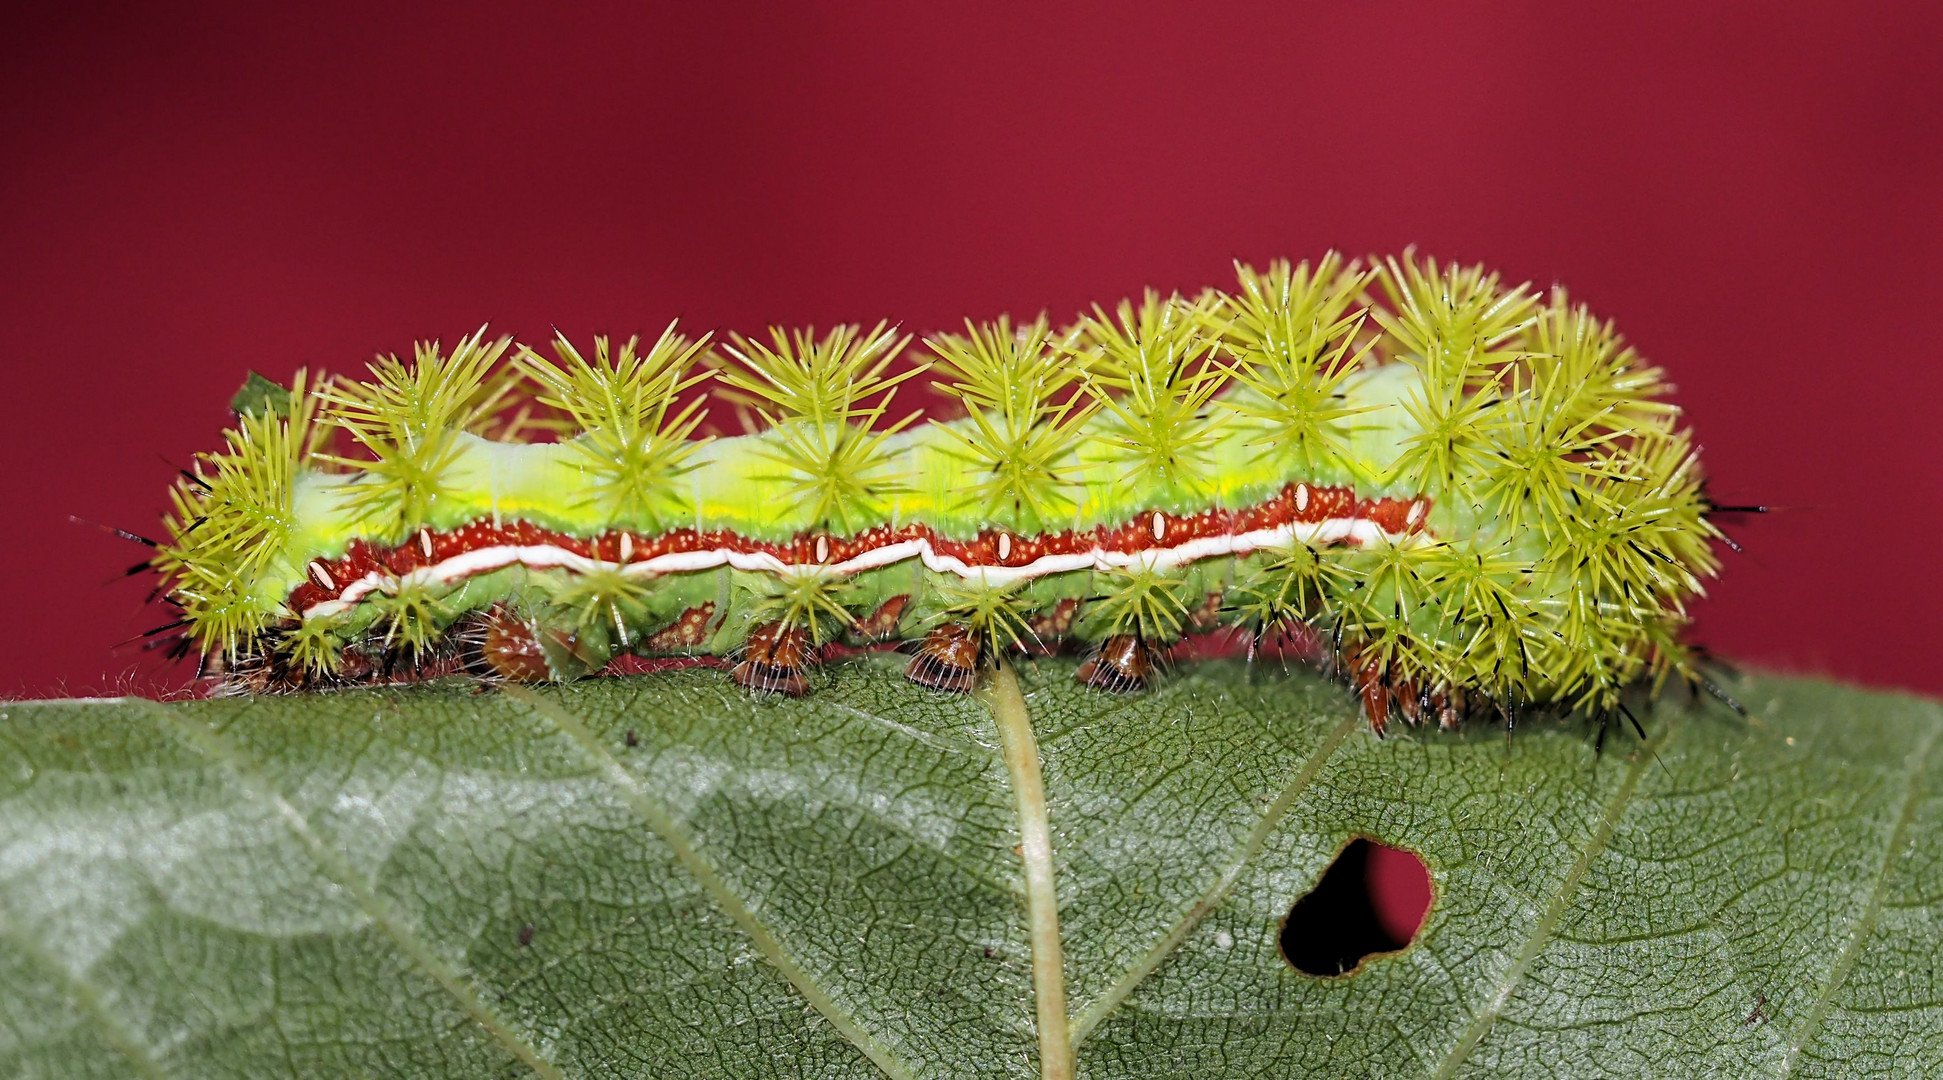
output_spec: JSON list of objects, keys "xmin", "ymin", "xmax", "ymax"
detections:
[
  {"xmin": 1, "ymin": 660, "xmax": 1937, "ymax": 1078},
  {"xmin": 228, "ymin": 371, "xmax": 294, "ymax": 419}
]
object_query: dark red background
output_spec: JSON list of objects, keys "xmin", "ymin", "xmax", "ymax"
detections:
[{"xmin": 5, "ymin": 1, "xmax": 1940, "ymax": 708}]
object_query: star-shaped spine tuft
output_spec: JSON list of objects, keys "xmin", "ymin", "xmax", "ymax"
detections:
[
  {"xmin": 716, "ymin": 323, "xmax": 925, "ymax": 534},
  {"xmin": 738, "ymin": 570, "xmax": 859, "ymax": 647},
  {"xmin": 926, "ymin": 315, "xmax": 1097, "ymax": 532},
  {"xmin": 319, "ymin": 326, "xmax": 517, "ymax": 540},
  {"xmin": 1083, "ymin": 563, "xmax": 1193, "ymax": 645},
  {"xmin": 1069, "ymin": 290, "xmax": 1230, "ymax": 500},
  {"xmin": 1213, "ymin": 255, "xmax": 1380, "ymax": 481},
  {"xmin": 924, "ymin": 577, "xmax": 1038, "ymax": 662},
  {"xmin": 1376, "ymin": 252, "xmax": 1538, "ymax": 498},
  {"xmin": 516, "ymin": 323, "xmax": 714, "ymax": 533}
]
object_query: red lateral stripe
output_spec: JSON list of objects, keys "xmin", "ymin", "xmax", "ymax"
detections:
[{"xmin": 284, "ymin": 483, "xmax": 1431, "ymax": 613}]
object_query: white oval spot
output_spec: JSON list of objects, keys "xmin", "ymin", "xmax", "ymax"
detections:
[
  {"xmin": 1152, "ymin": 512, "xmax": 1166, "ymax": 540},
  {"xmin": 1407, "ymin": 500, "xmax": 1427, "ymax": 526},
  {"xmin": 815, "ymin": 535, "xmax": 830, "ymax": 563},
  {"xmin": 618, "ymin": 532, "xmax": 634, "ymax": 563},
  {"xmin": 1295, "ymin": 483, "xmax": 1310, "ymax": 512},
  {"xmin": 997, "ymin": 532, "xmax": 1012, "ymax": 561},
  {"xmin": 308, "ymin": 560, "xmax": 336, "ymax": 591}
]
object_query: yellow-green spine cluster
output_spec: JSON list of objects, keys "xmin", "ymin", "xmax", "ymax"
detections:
[
  {"xmin": 152, "ymin": 370, "xmax": 325, "ymax": 661},
  {"xmin": 927, "ymin": 314, "xmax": 1096, "ymax": 535},
  {"xmin": 150, "ymin": 252, "xmax": 1724, "ymax": 717},
  {"xmin": 716, "ymin": 322, "xmax": 924, "ymax": 535},
  {"xmin": 1212, "ymin": 253, "xmax": 1379, "ymax": 486},
  {"xmin": 515, "ymin": 324, "xmax": 715, "ymax": 535},
  {"xmin": 315, "ymin": 327, "xmax": 516, "ymax": 542}
]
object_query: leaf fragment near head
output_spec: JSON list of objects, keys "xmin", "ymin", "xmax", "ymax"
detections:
[{"xmin": 154, "ymin": 369, "xmax": 327, "ymax": 661}]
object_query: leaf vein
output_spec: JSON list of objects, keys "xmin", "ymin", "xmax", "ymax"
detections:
[
  {"xmin": 134, "ymin": 701, "xmax": 568, "ymax": 1080},
  {"xmin": 501, "ymin": 685, "xmax": 922, "ymax": 1080},
  {"xmin": 1069, "ymin": 710, "xmax": 1363, "ymax": 1044},
  {"xmin": 1777, "ymin": 713, "xmax": 1942, "ymax": 1077},
  {"xmin": 0, "ymin": 903, "xmax": 173, "ymax": 1080},
  {"xmin": 1427, "ymin": 714, "xmax": 1682, "ymax": 1080},
  {"xmin": 824, "ymin": 698, "xmax": 1000, "ymax": 759}
]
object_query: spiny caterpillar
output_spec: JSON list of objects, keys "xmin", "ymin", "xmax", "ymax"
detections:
[{"xmin": 150, "ymin": 253, "xmax": 1732, "ymax": 734}]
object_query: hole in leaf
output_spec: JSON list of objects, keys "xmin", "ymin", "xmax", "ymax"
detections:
[{"xmin": 1279, "ymin": 838, "xmax": 1432, "ymax": 976}]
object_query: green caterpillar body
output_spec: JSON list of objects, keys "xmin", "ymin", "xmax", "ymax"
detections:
[{"xmin": 153, "ymin": 254, "xmax": 1724, "ymax": 732}]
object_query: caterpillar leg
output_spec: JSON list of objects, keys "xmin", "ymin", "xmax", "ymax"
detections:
[
  {"xmin": 644, "ymin": 603, "xmax": 716, "ymax": 650},
  {"xmin": 477, "ymin": 608, "xmax": 551, "ymax": 681},
  {"xmin": 471, "ymin": 606, "xmax": 611, "ymax": 681},
  {"xmin": 905, "ymin": 623, "xmax": 981, "ymax": 692},
  {"xmin": 1352, "ymin": 654, "xmax": 1393, "ymax": 737},
  {"xmin": 1076, "ymin": 634, "xmax": 1155, "ymax": 693},
  {"xmin": 855, "ymin": 594, "xmax": 911, "ymax": 642},
  {"xmin": 1021, "ymin": 598, "xmax": 1079, "ymax": 654},
  {"xmin": 732, "ymin": 621, "xmax": 814, "ymax": 696},
  {"xmin": 1348, "ymin": 652, "xmax": 1467, "ymax": 735}
]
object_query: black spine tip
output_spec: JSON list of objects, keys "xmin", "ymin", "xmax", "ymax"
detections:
[
  {"xmin": 1617, "ymin": 701, "xmax": 1648, "ymax": 741},
  {"xmin": 1698, "ymin": 675, "xmax": 1749, "ymax": 717},
  {"xmin": 70, "ymin": 516, "xmax": 159, "ymax": 548}
]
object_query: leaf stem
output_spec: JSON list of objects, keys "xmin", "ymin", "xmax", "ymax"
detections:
[{"xmin": 983, "ymin": 661, "xmax": 1075, "ymax": 1080}]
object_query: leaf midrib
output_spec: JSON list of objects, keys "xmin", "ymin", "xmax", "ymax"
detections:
[{"xmin": 986, "ymin": 664, "xmax": 1076, "ymax": 1080}]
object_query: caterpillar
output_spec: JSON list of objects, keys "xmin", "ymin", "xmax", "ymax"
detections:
[{"xmin": 149, "ymin": 253, "xmax": 1729, "ymax": 734}]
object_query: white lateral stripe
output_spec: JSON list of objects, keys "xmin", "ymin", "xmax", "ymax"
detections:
[{"xmin": 300, "ymin": 516, "xmax": 1418, "ymax": 620}]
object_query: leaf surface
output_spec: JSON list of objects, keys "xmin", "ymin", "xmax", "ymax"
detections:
[{"xmin": 1, "ymin": 659, "xmax": 1937, "ymax": 1078}]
